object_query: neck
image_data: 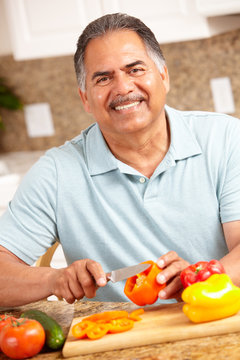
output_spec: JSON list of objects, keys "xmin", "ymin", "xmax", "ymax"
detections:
[{"xmin": 102, "ymin": 113, "xmax": 170, "ymax": 178}]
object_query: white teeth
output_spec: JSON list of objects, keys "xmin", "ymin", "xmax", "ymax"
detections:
[{"xmin": 115, "ymin": 101, "xmax": 140, "ymax": 111}]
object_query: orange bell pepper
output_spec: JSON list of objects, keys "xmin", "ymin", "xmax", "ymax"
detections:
[{"xmin": 124, "ymin": 260, "xmax": 166, "ymax": 306}]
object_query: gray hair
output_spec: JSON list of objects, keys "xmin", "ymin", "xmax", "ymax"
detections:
[{"xmin": 74, "ymin": 13, "xmax": 166, "ymax": 91}]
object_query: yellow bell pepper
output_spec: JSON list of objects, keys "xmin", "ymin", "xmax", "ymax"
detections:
[{"xmin": 182, "ymin": 274, "xmax": 240, "ymax": 323}]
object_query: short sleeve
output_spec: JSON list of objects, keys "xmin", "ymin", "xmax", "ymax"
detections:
[
  {"xmin": 0, "ymin": 153, "xmax": 58, "ymax": 264},
  {"xmin": 220, "ymin": 119, "xmax": 240, "ymax": 223}
]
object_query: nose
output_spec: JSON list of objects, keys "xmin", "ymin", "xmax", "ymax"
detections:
[{"xmin": 111, "ymin": 72, "xmax": 135, "ymax": 97}]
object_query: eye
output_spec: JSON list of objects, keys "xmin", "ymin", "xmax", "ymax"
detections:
[
  {"xmin": 96, "ymin": 76, "xmax": 111, "ymax": 85},
  {"xmin": 129, "ymin": 67, "xmax": 145, "ymax": 76}
]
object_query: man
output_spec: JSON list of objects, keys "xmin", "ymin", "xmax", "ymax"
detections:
[{"xmin": 0, "ymin": 13, "xmax": 240, "ymax": 307}]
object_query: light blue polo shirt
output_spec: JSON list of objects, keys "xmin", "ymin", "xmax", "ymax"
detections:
[{"xmin": 0, "ymin": 105, "xmax": 240, "ymax": 302}]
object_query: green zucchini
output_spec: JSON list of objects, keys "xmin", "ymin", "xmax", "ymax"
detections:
[{"xmin": 20, "ymin": 309, "xmax": 65, "ymax": 350}]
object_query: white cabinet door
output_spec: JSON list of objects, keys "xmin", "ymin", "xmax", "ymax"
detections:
[
  {"xmin": 101, "ymin": 0, "xmax": 232, "ymax": 43},
  {"xmin": 196, "ymin": 0, "xmax": 240, "ymax": 16},
  {"xmin": 4, "ymin": 0, "xmax": 240, "ymax": 60},
  {"xmin": 4, "ymin": 0, "xmax": 102, "ymax": 60}
]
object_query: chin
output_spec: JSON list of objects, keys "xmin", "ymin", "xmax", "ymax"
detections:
[{"xmin": 115, "ymin": 118, "xmax": 151, "ymax": 134}]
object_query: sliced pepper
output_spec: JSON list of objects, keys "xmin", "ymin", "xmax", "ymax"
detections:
[
  {"xmin": 72, "ymin": 309, "xmax": 144, "ymax": 341},
  {"xmin": 86, "ymin": 323, "xmax": 110, "ymax": 340},
  {"xmin": 128, "ymin": 308, "xmax": 145, "ymax": 321},
  {"xmin": 108, "ymin": 318, "xmax": 134, "ymax": 333},
  {"xmin": 82, "ymin": 310, "xmax": 129, "ymax": 323},
  {"xmin": 182, "ymin": 274, "xmax": 240, "ymax": 323},
  {"xmin": 124, "ymin": 260, "xmax": 166, "ymax": 306},
  {"xmin": 72, "ymin": 320, "xmax": 95, "ymax": 339},
  {"xmin": 180, "ymin": 259, "xmax": 225, "ymax": 288}
]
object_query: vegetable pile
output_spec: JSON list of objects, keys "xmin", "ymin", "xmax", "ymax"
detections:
[
  {"xmin": 72, "ymin": 309, "xmax": 144, "ymax": 340},
  {"xmin": 181, "ymin": 259, "xmax": 240, "ymax": 323},
  {"xmin": 0, "ymin": 309, "xmax": 65, "ymax": 359},
  {"xmin": 0, "ymin": 317, "xmax": 45, "ymax": 359},
  {"xmin": 182, "ymin": 273, "xmax": 240, "ymax": 323}
]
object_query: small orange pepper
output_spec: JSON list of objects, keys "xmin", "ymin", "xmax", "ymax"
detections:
[{"xmin": 124, "ymin": 260, "xmax": 166, "ymax": 306}]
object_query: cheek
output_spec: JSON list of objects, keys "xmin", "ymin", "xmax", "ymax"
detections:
[
  {"xmin": 96, "ymin": 93, "xmax": 104, "ymax": 101},
  {"xmin": 89, "ymin": 91, "xmax": 105, "ymax": 107},
  {"xmin": 145, "ymin": 79, "xmax": 153, "ymax": 87}
]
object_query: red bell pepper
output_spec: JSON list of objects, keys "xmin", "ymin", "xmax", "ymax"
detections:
[
  {"xmin": 124, "ymin": 260, "xmax": 166, "ymax": 306},
  {"xmin": 180, "ymin": 259, "xmax": 225, "ymax": 288}
]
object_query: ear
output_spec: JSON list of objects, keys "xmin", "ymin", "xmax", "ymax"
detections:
[
  {"xmin": 160, "ymin": 66, "xmax": 170, "ymax": 93},
  {"xmin": 78, "ymin": 88, "xmax": 92, "ymax": 113}
]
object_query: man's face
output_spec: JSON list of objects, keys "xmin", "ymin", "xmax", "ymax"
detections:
[{"xmin": 79, "ymin": 30, "xmax": 170, "ymax": 139}]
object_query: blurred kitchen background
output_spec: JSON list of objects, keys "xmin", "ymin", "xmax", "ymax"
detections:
[{"xmin": 0, "ymin": 0, "xmax": 240, "ymax": 268}]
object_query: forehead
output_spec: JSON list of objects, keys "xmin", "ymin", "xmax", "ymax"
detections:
[{"xmin": 84, "ymin": 30, "xmax": 150, "ymax": 73}]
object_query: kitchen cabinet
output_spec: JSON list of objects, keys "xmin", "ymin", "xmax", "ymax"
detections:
[
  {"xmin": 101, "ymin": 0, "xmax": 240, "ymax": 43},
  {"xmin": 3, "ymin": 0, "xmax": 102, "ymax": 60},
  {"xmin": 196, "ymin": 0, "xmax": 240, "ymax": 16},
  {"xmin": 3, "ymin": 0, "xmax": 240, "ymax": 60}
]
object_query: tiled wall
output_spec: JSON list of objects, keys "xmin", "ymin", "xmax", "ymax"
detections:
[{"xmin": 0, "ymin": 28, "xmax": 239, "ymax": 153}]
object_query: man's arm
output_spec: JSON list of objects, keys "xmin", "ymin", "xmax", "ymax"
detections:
[
  {"xmin": 156, "ymin": 220, "xmax": 240, "ymax": 301},
  {"xmin": 221, "ymin": 220, "xmax": 240, "ymax": 286},
  {"xmin": 0, "ymin": 245, "xmax": 107, "ymax": 307}
]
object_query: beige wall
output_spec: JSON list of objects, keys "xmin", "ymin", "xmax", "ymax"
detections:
[{"xmin": 0, "ymin": 28, "xmax": 239, "ymax": 153}]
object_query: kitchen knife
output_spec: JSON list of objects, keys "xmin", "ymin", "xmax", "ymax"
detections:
[{"xmin": 106, "ymin": 263, "xmax": 150, "ymax": 283}]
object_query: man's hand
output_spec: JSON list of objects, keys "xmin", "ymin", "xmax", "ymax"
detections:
[
  {"xmin": 49, "ymin": 259, "xmax": 107, "ymax": 303},
  {"xmin": 156, "ymin": 251, "xmax": 189, "ymax": 301}
]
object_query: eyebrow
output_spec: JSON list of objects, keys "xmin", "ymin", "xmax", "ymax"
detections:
[
  {"xmin": 91, "ymin": 60, "xmax": 146, "ymax": 81},
  {"xmin": 125, "ymin": 60, "xmax": 146, "ymax": 68},
  {"xmin": 91, "ymin": 71, "xmax": 112, "ymax": 82}
]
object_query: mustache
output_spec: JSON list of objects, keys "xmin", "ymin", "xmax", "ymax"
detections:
[{"xmin": 109, "ymin": 94, "xmax": 145, "ymax": 109}]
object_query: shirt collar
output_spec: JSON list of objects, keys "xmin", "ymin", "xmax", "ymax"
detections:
[
  {"xmin": 85, "ymin": 106, "xmax": 202, "ymax": 176},
  {"xmin": 165, "ymin": 105, "xmax": 202, "ymax": 160},
  {"xmin": 85, "ymin": 123, "xmax": 118, "ymax": 176}
]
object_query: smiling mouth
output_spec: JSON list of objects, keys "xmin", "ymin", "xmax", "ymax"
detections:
[{"xmin": 115, "ymin": 101, "xmax": 140, "ymax": 111}]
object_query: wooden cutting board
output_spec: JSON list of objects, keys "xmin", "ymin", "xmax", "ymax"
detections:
[{"xmin": 62, "ymin": 302, "xmax": 240, "ymax": 357}]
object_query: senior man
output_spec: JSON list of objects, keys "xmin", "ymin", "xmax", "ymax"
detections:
[{"xmin": 0, "ymin": 13, "xmax": 240, "ymax": 307}]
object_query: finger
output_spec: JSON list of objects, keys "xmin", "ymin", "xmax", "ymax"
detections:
[
  {"xmin": 158, "ymin": 276, "xmax": 183, "ymax": 300},
  {"xmin": 56, "ymin": 276, "xmax": 76, "ymax": 304},
  {"xmin": 54, "ymin": 268, "xmax": 83, "ymax": 303},
  {"xmin": 67, "ymin": 272, "xmax": 85, "ymax": 300},
  {"xmin": 85, "ymin": 259, "xmax": 107, "ymax": 287},
  {"xmin": 75, "ymin": 259, "xmax": 106, "ymax": 298},
  {"xmin": 157, "ymin": 251, "xmax": 180, "ymax": 269},
  {"xmin": 157, "ymin": 260, "xmax": 189, "ymax": 285},
  {"xmin": 76, "ymin": 272, "xmax": 97, "ymax": 299}
]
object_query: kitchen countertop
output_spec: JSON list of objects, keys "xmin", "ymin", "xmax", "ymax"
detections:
[{"xmin": 1, "ymin": 300, "xmax": 240, "ymax": 360}]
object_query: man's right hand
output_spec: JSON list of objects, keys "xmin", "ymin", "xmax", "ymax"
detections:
[
  {"xmin": 50, "ymin": 259, "xmax": 107, "ymax": 303},
  {"xmin": 0, "ymin": 245, "xmax": 107, "ymax": 306}
]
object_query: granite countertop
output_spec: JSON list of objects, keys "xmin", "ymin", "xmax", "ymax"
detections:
[{"xmin": 1, "ymin": 300, "xmax": 240, "ymax": 360}]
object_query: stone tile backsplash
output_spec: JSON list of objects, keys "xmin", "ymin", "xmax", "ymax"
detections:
[{"xmin": 0, "ymin": 28, "xmax": 239, "ymax": 153}]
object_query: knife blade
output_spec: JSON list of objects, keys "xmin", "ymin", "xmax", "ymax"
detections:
[{"xmin": 106, "ymin": 263, "xmax": 150, "ymax": 283}]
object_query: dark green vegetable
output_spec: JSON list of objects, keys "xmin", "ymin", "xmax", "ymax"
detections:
[{"xmin": 20, "ymin": 309, "xmax": 65, "ymax": 350}]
